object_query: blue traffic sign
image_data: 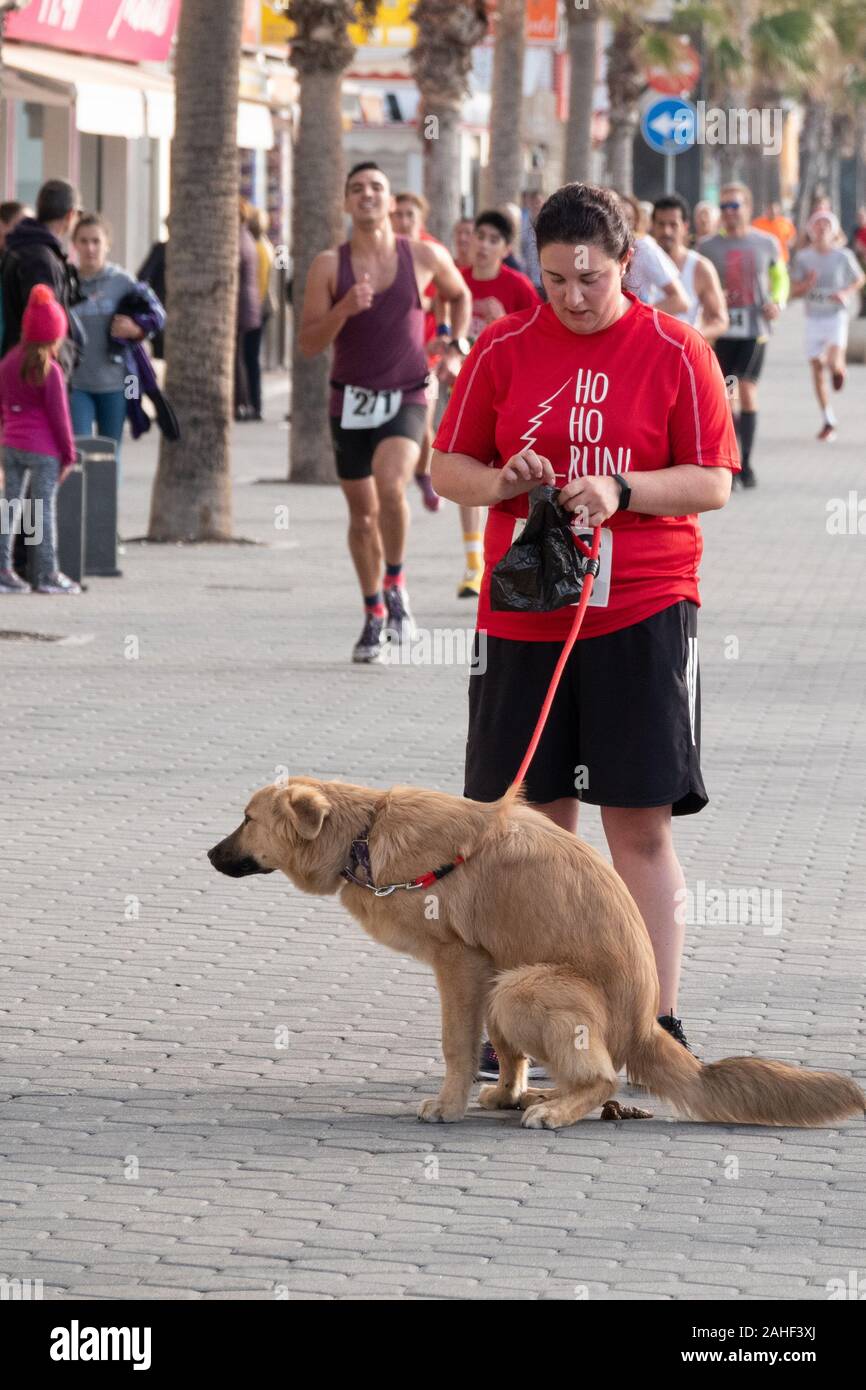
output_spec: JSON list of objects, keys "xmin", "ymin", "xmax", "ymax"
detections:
[{"xmin": 640, "ymin": 97, "xmax": 697, "ymax": 155}]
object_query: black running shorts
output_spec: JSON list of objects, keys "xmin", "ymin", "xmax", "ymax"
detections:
[
  {"xmin": 714, "ymin": 337, "xmax": 766, "ymax": 383},
  {"xmin": 329, "ymin": 403, "xmax": 428, "ymax": 482},
  {"xmin": 465, "ymin": 600, "xmax": 707, "ymax": 816}
]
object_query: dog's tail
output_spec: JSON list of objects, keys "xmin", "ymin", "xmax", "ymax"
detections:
[{"xmin": 628, "ymin": 1023, "xmax": 865, "ymax": 1127}]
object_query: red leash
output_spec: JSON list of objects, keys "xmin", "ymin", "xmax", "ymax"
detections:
[
  {"xmin": 341, "ymin": 526, "xmax": 602, "ymax": 895},
  {"xmin": 508, "ymin": 525, "xmax": 602, "ymax": 792}
]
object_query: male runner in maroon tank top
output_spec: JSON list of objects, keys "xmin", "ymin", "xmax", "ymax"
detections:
[{"xmin": 300, "ymin": 162, "xmax": 471, "ymax": 663}]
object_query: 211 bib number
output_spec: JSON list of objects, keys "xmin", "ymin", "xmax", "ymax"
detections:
[{"xmin": 341, "ymin": 385, "xmax": 403, "ymax": 430}]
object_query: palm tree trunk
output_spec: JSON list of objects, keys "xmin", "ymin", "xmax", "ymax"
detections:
[
  {"xmin": 744, "ymin": 87, "xmax": 782, "ymax": 209},
  {"xmin": 484, "ymin": 0, "xmax": 525, "ymax": 207},
  {"xmin": 855, "ymin": 106, "xmax": 866, "ymax": 212},
  {"xmin": 148, "ymin": 0, "xmax": 245, "ymax": 542},
  {"xmin": 411, "ymin": 1, "xmax": 488, "ymax": 242},
  {"xmin": 796, "ymin": 98, "xmax": 829, "ymax": 225},
  {"xmin": 604, "ymin": 19, "xmax": 642, "ymax": 195},
  {"xmin": 422, "ymin": 104, "xmax": 462, "ymax": 241},
  {"xmin": 564, "ymin": 8, "xmax": 599, "ymax": 184},
  {"xmin": 289, "ymin": 64, "xmax": 346, "ymax": 483}
]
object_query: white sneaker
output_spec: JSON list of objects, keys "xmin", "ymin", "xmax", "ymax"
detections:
[
  {"xmin": 0, "ymin": 568, "xmax": 31, "ymax": 594},
  {"xmin": 35, "ymin": 572, "xmax": 81, "ymax": 595}
]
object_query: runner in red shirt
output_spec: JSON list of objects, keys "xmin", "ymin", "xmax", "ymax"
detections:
[
  {"xmin": 432, "ymin": 183, "xmax": 738, "ymax": 1076},
  {"xmin": 391, "ymin": 191, "xmax": 452, "ymax": 513},
  {"xmin": 462, "ymin": 209, "xmax": 540, "ymax": 339}
]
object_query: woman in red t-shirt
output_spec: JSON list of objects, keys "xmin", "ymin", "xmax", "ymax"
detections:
[{"xmin": 432, "ymin": 183, "xmax": 739, "ymax": 1066}]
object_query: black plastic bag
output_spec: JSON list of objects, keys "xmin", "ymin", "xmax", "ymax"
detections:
[{"xmin": 490, "ymin": 484, "xmax": 590, "ymax": 613}]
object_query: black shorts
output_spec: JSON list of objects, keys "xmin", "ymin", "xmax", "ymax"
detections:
[
  {"xmin": 465, "ymin": 600, "xmax": 707, "ymax": 816},
  {"xmin": 329, "ymin": 403, "xmax": 428, "ymax": 482},
  {"xmin": 714, "ymin": 337, "xmax": 766, "ymax": 383}
]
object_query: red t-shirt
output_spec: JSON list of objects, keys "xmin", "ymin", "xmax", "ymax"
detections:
[
  {"xmin": 433, "ymin": 293, "xmax": 739, "ymax": 641},
  {"xmin": 462, "ymin": 264, "xmax": 540, "ymax": 340}
]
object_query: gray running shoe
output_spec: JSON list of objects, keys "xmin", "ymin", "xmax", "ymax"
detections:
[
  {"xmin": 0, "ymin": 568, "xmax": 31, "ymax": 594},
  {"xmin": 35, "ymin": 572, "xmax": 81, "ymax": 595},
  {"xmin": 384, "ymin": 582, "xmax": 416, "ymax": 643},
  {"xmin": 352, "ymin": 612, "xmax": 386, "ymax": 663}
]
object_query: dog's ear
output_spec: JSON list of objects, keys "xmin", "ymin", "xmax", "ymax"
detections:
[{"xmin": 275, "ymin": 784, "xmax": 330, "ymax": 841}]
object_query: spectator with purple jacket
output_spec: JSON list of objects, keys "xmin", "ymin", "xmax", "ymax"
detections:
[{"xmin": 235, "ymin": 200, "xmax": 262, "ymax": 421}]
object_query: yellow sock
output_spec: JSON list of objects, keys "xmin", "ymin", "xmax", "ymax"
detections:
[{"xmin": 463, "ymin": 531, "xmax": 483, "ymax": 575}]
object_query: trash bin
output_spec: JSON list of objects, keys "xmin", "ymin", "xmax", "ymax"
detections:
[
  {"xmin": 56, "ymin": 464, "xmax": 86, "ymax": 584},
  {"xmin": 76, "ymin": 435, "xmax": 120, "ymax": 577}
]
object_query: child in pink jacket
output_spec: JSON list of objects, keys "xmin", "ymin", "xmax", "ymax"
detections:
[{"xmin": 0, "ymin": 284, "xmax": 78, "ymax": 594}]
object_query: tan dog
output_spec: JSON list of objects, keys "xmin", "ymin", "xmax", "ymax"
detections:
[{"xmin": 208, "ymin": 777, "xmax": 864, "ymax": 1130}]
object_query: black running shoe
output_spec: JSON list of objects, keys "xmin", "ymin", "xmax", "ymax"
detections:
[
  {"xmin": 657, "ymin": 1012, "xmax": 697, "ymax": 1055},
  {"xmin": 352, "ymin": 612, "xmax": 386, "ymax": 664},
  {"xmin": 384, "ymin": 582, "xmax": 416, "ymax": 643},
  {"xmin": 740, "ymin": 466, "xmax": 758, "ymax": 488},
  {"xmin": 478, "ymin": 1039, "xmax": 500, "ymax": 1080},
  {"xmin": 477, "ymin": 1040, "xmax": 547, "ymax": 1081}
]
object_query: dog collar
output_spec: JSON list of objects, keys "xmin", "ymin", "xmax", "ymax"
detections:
[{"xmin": 340, "ymin": 828, "xmax": 465, "ymax": 898}]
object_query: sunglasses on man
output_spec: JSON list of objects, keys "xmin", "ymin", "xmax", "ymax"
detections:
[{"xmin": 719, "ymin": 201, "xmax": 743, "ymax": 211}]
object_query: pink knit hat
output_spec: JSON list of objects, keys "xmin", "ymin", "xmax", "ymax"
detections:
[{"xmin": 21, "ymin": 284, "xmax": 68, "ymax": 344}]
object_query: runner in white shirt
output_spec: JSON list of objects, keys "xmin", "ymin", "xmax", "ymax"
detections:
[
  {"xmin": 651, "ymin": 194, "xmax": 729, "ymax": 341},
  {"xmin": 790, "ymin": 210, "xmax": 865, "ymax": 441},
  {"xmin": 619, "ymin": 194, "xmax": 688, "ymax": 317}
]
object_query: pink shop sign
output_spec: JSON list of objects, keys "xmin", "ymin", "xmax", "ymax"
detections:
[{"xmin": 6, "ymin": 0, "xmax": 182, "ymax": 66}]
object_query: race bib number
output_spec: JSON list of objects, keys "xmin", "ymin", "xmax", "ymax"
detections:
[
  {"xmin": 509, "ymin": 520, "xmax": 612, "ymax": 608},
  {"xmin": 726, "ymin": 307, "xmax": 750, "ymax": 339},
  {"xmin": 341, "ymin": 385, "xmax": 402, "ymax": 430}
]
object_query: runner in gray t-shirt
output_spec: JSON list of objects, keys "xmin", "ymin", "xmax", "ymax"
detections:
[
  {"xmin": 699, "ymin": 184, "xmax": 786, "ymax": 489},
  {"xmin": 790, "ymin": 210, "xmax": 865, "ymax": 440}
]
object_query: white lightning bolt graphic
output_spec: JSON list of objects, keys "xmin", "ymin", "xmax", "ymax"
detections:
[{"xmin": 519, "ymin": 375, "xmax": 573, "ymax": 453}]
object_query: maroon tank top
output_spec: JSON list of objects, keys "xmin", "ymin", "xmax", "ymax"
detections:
[{"xmin": 329, "ymin": 236, "xmax": 429, "ymax": 417}]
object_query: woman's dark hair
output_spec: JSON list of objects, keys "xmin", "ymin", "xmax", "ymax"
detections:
[{"xmin": 534, "ymin": 183, "xmax": 632, "ymax": 261}]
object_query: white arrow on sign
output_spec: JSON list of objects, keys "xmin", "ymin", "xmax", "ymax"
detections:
[{"xmin": 648, "ymin": 110, "xmax": 695, "ymax": 143}]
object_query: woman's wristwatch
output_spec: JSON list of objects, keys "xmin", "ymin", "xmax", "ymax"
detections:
[
  {"xmin": 448, "ymin": 337, "xmax": 471, "ymax": 357},
  {"xmin": 612, "ymin": 473, "xmax": 632, "ymax": 511}
]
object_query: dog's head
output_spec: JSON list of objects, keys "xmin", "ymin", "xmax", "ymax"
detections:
[{"xmin": 207, "ymin": 778, "xmax": 346, "ymax": 894}]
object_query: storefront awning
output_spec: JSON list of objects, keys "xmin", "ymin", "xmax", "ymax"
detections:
[
  {"xmin": 4, "ymin": 43, "xmax": 275, "ymax": 149},
  {"xmin": 5, "ymin": 43, "xmax": 173, "ymax": 139}
]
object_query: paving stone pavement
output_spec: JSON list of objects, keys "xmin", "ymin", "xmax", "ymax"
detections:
[{"xmin": 1, "ymin": 307, "xmax": 865, "ymax": 1302}]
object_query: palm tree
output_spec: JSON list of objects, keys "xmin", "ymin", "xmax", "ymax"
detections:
[
  {"xmin": 484, "ymin": 0, "xmax": 526, "ymax": 208},
  {"xmin": 564, "ymin": 3, "xmax": 601, "ymax": 184},
  {"xmin": 604, "ymin": 3, "xmax": 645, "ymax": 194},
  {"xmin": 746, "ymin": 6, "xmax": 826, "ymax": 208},
  {"xmin": 602, "ymin": 2, "xmax": 682, "ymax": 194},
  {"xmin": 148, "ymin": 0, "xmax": 246, "ymax": 542},
  {"xmin": 802, "ymin": 0, "xmax": 866, "ymax": 222},
  {"xmin": 284, "ymin": 1, "xmax": 378, "ymax": 484},
  {"xmin": 410, "ymin": 0, "xmax": 489, "ymax": 243}
]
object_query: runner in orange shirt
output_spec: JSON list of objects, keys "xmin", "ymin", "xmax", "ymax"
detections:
[{"xmin": 752, "ymin": 200, "xmax": 796, "ymax": 263}]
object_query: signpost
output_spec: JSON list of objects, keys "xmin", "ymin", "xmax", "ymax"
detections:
[{"xmin": 640, "ymin": 95, "xmax": 697, "ymax": 194}]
